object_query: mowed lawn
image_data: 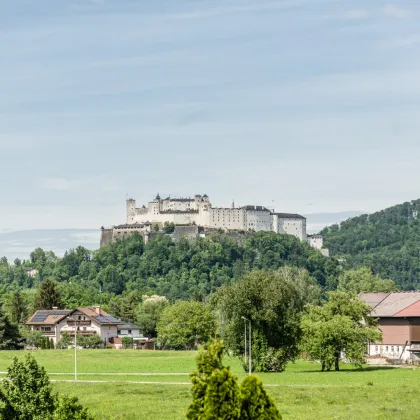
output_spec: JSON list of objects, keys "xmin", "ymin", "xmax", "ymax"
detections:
[{"xmin": 0, "ymin": 350, "xmax": 420, "ymax": 419}]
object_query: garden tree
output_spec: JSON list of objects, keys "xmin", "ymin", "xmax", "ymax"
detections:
[
  {"xmin": 3, "ymin": 290, "xmax": 29, "ymax": 324},
  {"xmin": 0, "ymin": 308, "xmax": 23, "ymax": 350},
  {"xmin": 211, "ymin": 270, "xmax": 306, "ymax": 372},
  {"xmin": 49, "ymin": 338, "xmax": 54, "ymax": 349},
  {"xmin": 187, "ymin": 340, "xmax": 281, "ymax": 420},
  {"xmin": 0, "ymin": 354, "xmax": 94, "ymax": 419},
  {"xmin": 154, "ymin": 224, "xmax": 160, "ymax": 232},
  {"xmin": 301, "ymin": 291, "xmax": 382, "ymax": 371},
  {"xmin": 34, "ymin": 278, "xmax": 62, "ymax": 310},
  {"xmin": 122, "ymin": 337, "xmax": 134, "ymax": 348},
  {"xmin": 56, "ymin": 331, "xmax": 73, "ymax": 349},
  {"xmin": 22, "ymin": 329, "xmax": 44, "ymax": 348},
  {"xmin": 136, "ymin": 295, "xmax": 169, "ymax": 337},
  {"xmin": 337, "ymin": 267, "xmax": 397, "ymax": 294},
  {"xmin": 157, "ymin": 301, "xmax": 216, "ymax": 350},
  {"xmin": 76, "ymin": 334, "xmax": 103, "ymax": 349}
]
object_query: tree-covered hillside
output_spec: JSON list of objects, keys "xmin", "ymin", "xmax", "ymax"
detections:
[
  {"xmin": 321, "ymin": 199, "xmax": 420, "ymax": 289},
  {"xmin": 0, "ymin": 231, "xmax": 339, "ymax": 305}
]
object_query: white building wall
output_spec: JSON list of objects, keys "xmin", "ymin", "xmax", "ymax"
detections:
[
  {"xmin": 368, "ymin": 343, "xmax": 412, "ymax": 362},
  {"xmin": 244, "ymin": 210, "xmax": 272, "ymax": 231},
  {"xmin": 307, "ymin": 235, "xmax": 323, "ymax": 250},
  {"xmin": 276, "ymin": 218, "xmax": 306, "ymax": 241}
]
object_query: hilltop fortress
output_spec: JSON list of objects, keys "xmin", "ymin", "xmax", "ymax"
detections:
[
  {"xmin": 101, "ymin": 193, "xmax": 326, "ymax": 253},
  {"xmin": 126, "ymin": 193, "xmax": 307, "ymax": 240}
]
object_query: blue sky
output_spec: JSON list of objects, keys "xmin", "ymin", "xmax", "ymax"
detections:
[{"xmin": 1, "ymin": 0, "xmax": 420, "ymax": 230}]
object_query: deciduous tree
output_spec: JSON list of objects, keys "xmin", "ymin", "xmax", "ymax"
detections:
[{"xmin": 301, "ymin": 291, "xmax": 382, "ymax": 371}]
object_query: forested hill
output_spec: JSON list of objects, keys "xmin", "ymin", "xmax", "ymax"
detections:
[
  {"xmin": 0, "ymin": 231, "xmax": 339, "ymax": 304},
  {"xmin": 321, "ymin": 199, "xmax": 420, "ymax": 290}
]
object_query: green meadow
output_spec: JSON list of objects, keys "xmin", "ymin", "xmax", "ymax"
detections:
[{"xmin": 1, "ymin": 350, "xmax": 419, "ymax": 419}]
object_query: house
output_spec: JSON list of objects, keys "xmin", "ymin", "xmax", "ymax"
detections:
[
  {"xmin": 26, "ymin": 306, "xmax": 120, "ymax": 346},
  {"xmin": 116, "ymin": 323, "xmax": 154, "ymax": 350},
  {"xmin": 359, "ymin": 292, "xmax": 420, "ymax": 363},
  {"xmin": 117, "ymin": 323, "xmax": 142, "ymax": 338}
]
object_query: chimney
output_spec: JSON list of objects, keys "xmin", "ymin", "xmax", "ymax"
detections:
[
  {"xmin": 94, "ymin": 305, "xmax": 101, "ymax": 315},
  {"xmin": 52, "ymin": 307, "xmax": 58, "ymax": 310}
]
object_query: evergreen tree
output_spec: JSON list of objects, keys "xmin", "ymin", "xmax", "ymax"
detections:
[
  {"xmin": 34, "ymin": 278, "xmax": 62, "ymax": 310},
  {"xmin": 0, "ymin": 308, "xmax": 23, "ymax": 350},
  {"xmin": 40, "ymin": 337, "xmax": 46, "ymax": 350},
  {"xmin": 240, "ymin": 376, "xmax": 282, "ymax": 420},
  {"xmin": 187, "ymin": 340, "xmax": 281, "ymax": 420},
  {"xmin": 5, "ymin": 291, "xmax": 28, "ymax": 324},
  {"xmin": 49, "ymin": 338, "xmax": 55, "ymax": 349}
]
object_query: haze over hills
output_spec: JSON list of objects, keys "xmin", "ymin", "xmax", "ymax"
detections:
[
  {"xmin": 0, "ymin": 212, "xmax": 362, "ymax": 261},
  {"xmin": 322, "ymin": 199, "xmax": 420, "ymax": 290}
]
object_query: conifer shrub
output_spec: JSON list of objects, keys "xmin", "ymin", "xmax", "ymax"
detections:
[
  {"xmin": 240, "ymin": 375, "xmax": 282, "ymax": 420},
  {"xmin": 187, "ymin": 339, "xmax": 281, "ymax": 420}
]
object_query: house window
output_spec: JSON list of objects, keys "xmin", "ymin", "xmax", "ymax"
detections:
[
  {"xmin": 375, "ymin": 346, "xmax": 379, "ymax": 353},
  {"xmin": 118, "ymin": 330, "xmax": 121, "ymax": 335},
  {"xmin": 396, "ymin": 346, "xmax": 400, "ymax": 353},
  {"xmin": 78, "ymin": 316, "xmax": 81, "ymax": 320},
  {"xmin": 128, "ymin": 330, "xmax": 132, "ymax": 334},
  {"xmin": 83, "ymin": 327, "xmax": 87, "ymax": 331},
  {"xmin": 41, "ymin": 327, "xmax": 51, "ymax": 332},
  {"xmin": 391, "ymin": 346, "xmax": 394, "ymax": 353},
  {"xmin": 386, "ymin": 346, "xmax": 389, "ymax": 352}
]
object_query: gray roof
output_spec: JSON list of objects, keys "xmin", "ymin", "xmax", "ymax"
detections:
[
  {"xmin": 275, "ymin": 213, "xmax": 306, "ymax": 220},
  {"xmin": 118, "ymin": 323, "xmax": 140, "ymax": 329},
  {"xmin": 114, "ymin": 223, "xmax": 151, "ymax": 229},
  {"xmin": 359, "ymin": 292, "xmax": 420, "ymax": 317},
  {"xmin": 241, "ymin": 205, "xmax": 271, "ymax": 212}
]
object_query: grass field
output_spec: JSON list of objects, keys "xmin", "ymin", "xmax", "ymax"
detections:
[{"xmin": 1, "ymin": 350, "xmax": 420, "ymax": 419}]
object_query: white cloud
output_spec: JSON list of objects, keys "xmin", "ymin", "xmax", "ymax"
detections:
[
  {"xmin": 343, "ymin": 10, "xmax": 370, "ymax": 19},
  {"xmin": 383, "ymin": 4, "xmax": 411, "ymax": 18}
]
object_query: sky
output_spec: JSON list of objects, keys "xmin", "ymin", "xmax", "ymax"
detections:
[{"xmin": 1, "ymin": 0, "xmax": 420, "ymax": 231}]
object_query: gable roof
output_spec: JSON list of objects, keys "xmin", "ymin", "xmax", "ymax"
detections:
[
  {"xmin": 77, "ymin": 307, "xmax": 120, "ymax": 325},
  {"xmin": 359, "ymin": 292, "xmax": 420, "ymax": 317},
  {"xmin": 27, "ymin": 310, "xmax": 73, "ymax": 325}
]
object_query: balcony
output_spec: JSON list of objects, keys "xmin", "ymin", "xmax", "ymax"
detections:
[
  {"xmin": 67, "ymin": 320, "xmax": 91, "ymax": 326},
  {"xmin": 410, "ymin": 343, "xmax": 420, "ymax": 351}
]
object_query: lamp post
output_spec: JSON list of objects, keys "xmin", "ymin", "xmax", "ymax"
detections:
[
  {"xmin": 241, "ymin": 316, "xmax": 252, "ymax": 376},
  {"xmin": 67, "ymin": 316, "xmax": 78, "ymax": 381}
]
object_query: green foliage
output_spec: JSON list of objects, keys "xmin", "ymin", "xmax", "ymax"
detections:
[
  {"xmin": 34, "ymin": 279, "xmax": 62, "ymax": 310},
  {"xmin": 22, "ymin": 329, "xmax": 45, "ymax": 348},
  {"xmin": 163, "ymin": 221, "xmax": 176, "ymax": 234},
  {"xmin": 53, "ymin": 395, "xmax": 94, "ymax": 420},
  {"xmin": 240, "ymin": 375, "xmax": 282, "ymax": 420},
  {"xmin": 0, "ymin": 354, "xmax": 56, "ymax": 418},
  {"xmin": 187, "ymin": 340, "xmax": 280, "ymax": 420},
  {"xmin": 0, "ymin": 354, "xmax": 94, "ymax": 419},
  {"xmin": 157, "ymin": 301, "xmax": 216, "ymax": 350},
  {"xmin": 0, "ymin": 307, "xmax": 23, "ymax": 350},
  {"xmin": 3, "ymin": 290, "xmax": 29, "ymax": 324},
  {"xmin": 122, "ymin": 337, "xmax": 134, "ymax": 348},
  {"xmin": 56, "ymin": 331, "xmax": 73, "ymax": 349},
  {"xmin": 136, "ymin": 295, "xmax": 169, "ymax": 337},
  {"xmin": 337, "ymin": 267, "xmax": 397, "ymax": 294},
  {"xmin": 77, "ymin": 334, "xmax": 103, "ymax": 349},
  {"xmin": 212, "ymin": 269, "xmax": 306, "ymax": 372},
  {"xmin": 301, "ymin": 291, "xmax": 382, "ymax": 371},
  {"xmin": 49, "ymin": 338, "xmax": 55, "ymax": 349},
  {"xmin": 321, "ymin": 199, "xmax": 420, "ymax": 290},
  {"xmin": 203, "ymin": 368, "xmax": 242, "ymax": 419}
]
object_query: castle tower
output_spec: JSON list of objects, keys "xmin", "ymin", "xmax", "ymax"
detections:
[{"xmin": 126, "ymin": 198, "xmax": 136, "ymax": 224}]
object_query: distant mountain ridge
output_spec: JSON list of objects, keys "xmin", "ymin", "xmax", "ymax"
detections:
[
  {"xmin": 0, "ymin": 229, "xmax": 100, "ymax": 262},
  {"xmin": 321, "ymin": 199, "xmax": 420, "ymax": 290}
]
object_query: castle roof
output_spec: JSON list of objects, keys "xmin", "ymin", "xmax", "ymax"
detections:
[
  {"xmin": 275, "ymin": 213, "xmax": 306, "ymax": 220},
  {"xmin": 241, "ymin": 205, "xmax": 271, "ymax": 212}
]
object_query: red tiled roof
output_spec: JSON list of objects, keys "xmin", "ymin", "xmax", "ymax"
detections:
[{"xmin": 394, "ymin": 300, "xmax": 420, "ymax": 317}]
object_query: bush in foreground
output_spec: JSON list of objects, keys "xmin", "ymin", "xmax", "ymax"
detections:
[
  {"xmin": 0, "ymin": 354, "xmax": 94, "ymax": 419},
  {"xmin": 187, "ymin": 340, "xmax": 281, "ymax": 420}
]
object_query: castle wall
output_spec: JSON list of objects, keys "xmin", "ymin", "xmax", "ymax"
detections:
[
  {"xmin": 208, "ymin": 208, "xmax": 244, "ymax": 229},
  {"xmin": 243, "ymin": 208, "xmax": 272, "ymax": 231}
]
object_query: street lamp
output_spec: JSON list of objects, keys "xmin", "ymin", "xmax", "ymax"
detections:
[
  {"xmin": 241, "ymin": 316, "xmax": 252, "ymax": 376},
  {"xmin": 67, "ymin": 316, "xmax": 78, "ymax": 381}
]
